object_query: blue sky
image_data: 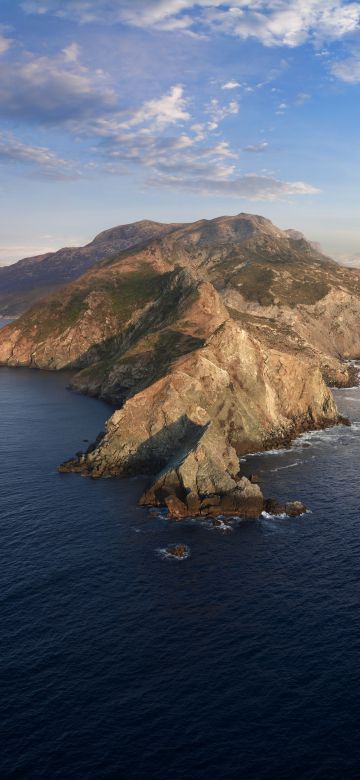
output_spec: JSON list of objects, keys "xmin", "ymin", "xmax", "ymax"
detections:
[{"xmin": 1, "ymin": 0, "xmax": 360, "ymax": 263}]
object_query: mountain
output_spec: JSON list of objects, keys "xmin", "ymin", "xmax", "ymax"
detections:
[
  {"xmin": 0, "ymin": 219, "xmax": 181, "ymax": 316},
  {"xmin": 0, "ymin": 212, "xmax": 358, "ymax": 518}
]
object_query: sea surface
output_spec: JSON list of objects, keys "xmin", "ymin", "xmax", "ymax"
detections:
[{"xmin": 1, "ymin": 323, "xmax": 360, "ymax": 778}]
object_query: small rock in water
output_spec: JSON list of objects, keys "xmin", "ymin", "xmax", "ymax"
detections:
[
  {"xmin": 264, "ymin": 498, "xmax": 307, "ymax": 517},
  {"xmin": 211, "ymin": 517, "xmax": 233, "ymax": 531},
  {"xmin": 165, "ymin": 544, "xmax": 190, "ymax": 559},
  {"xmin": 249, "ymin": 473, "xmax": 261, "ymax": 483},
  {"xmin": 285, "ymin": 501, "xmax": 307, "ymax": 517},
  {"xmin": 264, "ymin": 498, "xmax": 286, "ymax": 515}
]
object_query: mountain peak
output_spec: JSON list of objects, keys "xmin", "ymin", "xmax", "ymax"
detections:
[{"xmin": 0, "ymin": 212, "xmax": 337, "ymax": 316}]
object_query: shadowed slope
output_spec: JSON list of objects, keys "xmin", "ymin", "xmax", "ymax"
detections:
[{"xmin": 1, "ymin": 212, "xmax": 359, "ymax": 517}]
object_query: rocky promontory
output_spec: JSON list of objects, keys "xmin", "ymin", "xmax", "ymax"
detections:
[{"xmin": 1, "ymin": 212, "xmax": 359, "ymax": 519}]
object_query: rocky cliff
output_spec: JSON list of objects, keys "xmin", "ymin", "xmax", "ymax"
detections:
[{"xmin": 0, "ymin": 212, "xmax": 358, "ymax": 518}]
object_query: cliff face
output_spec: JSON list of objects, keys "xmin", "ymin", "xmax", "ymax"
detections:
[
  {"xmin": 0, "ymin": 212, "xmax": 358, "ymax": 517},
  {"xmin": 59, "ymin": 315, "xmax": 336, "ymax": 516}
]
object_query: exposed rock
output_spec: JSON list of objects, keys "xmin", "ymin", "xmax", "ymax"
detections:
[
  {"xmin": 263, "ymin": 498, "xmax": 287, "ymax": 515},
  {"xmin": 163, "ymin": 544, "xmax": 190, "ymax": 560},
  {"xmin": 285, "ymin": 501, "xmax": 307, "ymax": 517},
  {"xmin": 164, "ymin": 495, "xmax": 188, "ymax": 520},
  {"xmin": 205, "ymin": 483, "xmax": 263, "ymax": 519},
  {"xmin": 338, "ymin": 415, "xmax": 351, "ymax": 427},
  {"xmin": 1, "ymin": 211, "xmax": 360, "ymax": 518},
  {"xmin": 211, "ymin": 518, "xmax": 233, "ymax": 531},
  {"xmin": 263, "ymin": 498, "xmax": 307, "ymax": 517}
]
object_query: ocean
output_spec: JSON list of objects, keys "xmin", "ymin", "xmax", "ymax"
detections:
[{"xmin": 1, "ymin": 325, "xmax": 360, "ymax": 778}]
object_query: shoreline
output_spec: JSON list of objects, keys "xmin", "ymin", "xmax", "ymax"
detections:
[{"xmin": 1, "ymin": 355, "xmax": 358, "ymax": 521}]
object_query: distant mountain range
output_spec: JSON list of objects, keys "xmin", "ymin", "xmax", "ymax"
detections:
[{"xmin": 1, "ymin": 211, "xmax": 359, "ymax": 518}]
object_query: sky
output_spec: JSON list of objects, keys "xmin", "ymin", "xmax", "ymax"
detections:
[{"xmin": 1, "ymin": 1, "xmax": 360, "ymax": 264}]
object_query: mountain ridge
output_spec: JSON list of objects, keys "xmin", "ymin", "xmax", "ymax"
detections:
[
  {"xmin": 1, "ymin": 212, "xmax": 359, "ymax": 518},
  {"xmin": 0, "ymin": 219, "xmax": 182, "ymax": 316},
  {"xmin": 0, "ymin": 212, "xmax": 335, "ymax": 316}
]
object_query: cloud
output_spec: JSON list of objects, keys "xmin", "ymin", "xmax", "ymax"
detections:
[
  {"xmin": 0, "ymin": 36, "xmax": 12, "ymax": 55},
  {"xmin": 70, "ymin": 84, "xmax": 192, "ymax": 140},
  {"xmin": 331, "ymin": 57, "xmax": 360, "ymax": 83},
  {"xmin": 147, "ymin": 171, "xmax": 320, "ymax": 200},
  {"xmin": 0, "ymin": 42, "xmax": 116, "ymax": 123},
  {"xmin": 222, "ymin": 80, "xmax": 241, "ymax": 89},
  {"xmin": 89, "ymin": 105, "xmax": 318, "ymax": 202},
  {"xmin": 21, "ymin": 1, "xmax": 360, "ymax": 48},
  {"xmin": 121, "ymin": 85, "xmax": 190, "ymax": 130},
  {"xmin": 243, "ymin": 142, "xmax": 269, "ymax": 153},
  {"xmin": 206, "ymin": 98, "xmax": 239, "ymax": 130},
  {"xmin": 0, "ymin": 24, "xmax": 13, "ymax": 55},
  {"xmin": 295, "ymin": 91, "xmax": 311, "ymax": 104},
  {"xmin": 65, "ymin": 78, "xmax": 319, "ymax": 202},
  {"xmin": 0, "ymin": 133, "xmax": 79, "ymax": 178}
]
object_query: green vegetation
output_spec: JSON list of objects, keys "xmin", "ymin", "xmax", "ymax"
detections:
[
  {"xmin": 105, "ymin": 267, "xmax": 166, "ymax": 323},
  {"xmin": 274, "ymin": 277, "xmax": 330, "ymax": 306},
  {"xmin": 233, "ymin": 265, "xmax": 275, "ymax": 305}
]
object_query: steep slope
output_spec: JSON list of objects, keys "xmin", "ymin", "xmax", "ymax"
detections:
[
  {"xmin": 0, "ymin": 219, "xmax": 181, "ymax": 316},
  {"xmin": 0, "ymin": 212, "xmax": 358, "ymax": 517}
]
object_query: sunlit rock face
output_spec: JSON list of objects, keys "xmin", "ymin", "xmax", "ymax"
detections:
[{"xmin": 1, "ymin": 212, "xmax": 359, "ymax": 515}]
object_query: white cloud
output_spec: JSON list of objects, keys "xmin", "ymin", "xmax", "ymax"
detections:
[
  {"xmin": 331, "ymin": 57, "xmax": 360, "ymax": 83},
  {"xmin": 0, "ymin": 36, "xmax": 12, "ymax": 55},
  {"xmin": 66, "ymin": 77, "xmax": 320, "ymax": 202},
  {"xmin": 22, "ymin": 1, "xmax": 360, "ymax": 49},
  {"xmin": 206, "ymin": 97, "xmax": 239, "ymax": 129},
  {"xmin": 62, "ymin": 42, "xmax": 81, "ymax": 62},
  {"xmin": 0, "ymin": 133, "xmax": 79, "ymax": 178},
  {"xmin": 244, "ymin": 142, "xmax": 269, "ymax": 153},
  {"xmin": 89, "ymin": 106, "xmax": 318, "ymax": 202},
  {"xmin": 121, "ymin": 85, "xmax": 190, "ymax": 130},
  {"xmin": 0, "ymin": 24, "xmax": 12, "ymax": 55},
  {"xmin": 0, "ymin": 42, "xmax": 116, "ymax": 122},
  {"xmin": 222, "ymin": 80, "xmax": 241, "ymax": 89},
  {"xmin": 147, "ymin": 171, "xmax": 320, "ymax": 200},
  {"xmin": 71, "ymin": 84, "xmax": 191, "ymax": 139}
]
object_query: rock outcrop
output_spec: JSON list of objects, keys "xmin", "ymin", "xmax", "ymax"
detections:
[{"xmin": 1, "ymin": 211, "xmax": 359, "ymax": 518}]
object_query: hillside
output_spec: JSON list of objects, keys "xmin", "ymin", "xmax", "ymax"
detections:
[
  {"xmin": 0, "ymin": 219, "xmax": 180, "ymax": 316},
  {"xmin": 0, "ymin": 212, "xmax": 359, "ymax": 517}
]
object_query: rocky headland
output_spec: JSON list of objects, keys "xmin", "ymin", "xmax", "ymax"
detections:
[{"xmin": 1, "ymin": 212, "xmax": 359, "ymax": 519}]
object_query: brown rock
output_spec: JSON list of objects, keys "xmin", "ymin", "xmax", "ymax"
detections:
[
  {"xmin": 201, "ymin": 495, "xmax": 221, "ymax": 509},
  {"xmin": 164, "ymin": 544, "xmax": 190, "ymax": 559},
  {"xmin": 285, "ymin": 501, "xmax": 307, "ymax": 517},
  {"xmin": 216, "ymin": 478, "xmax": 264, "ymax": 518},
  {"xmin": 263, "ymin": 498, "xmax": 287, "ymax": 515},
  {"xmin": 164, "ymin": 495, "xmax": 188, "ymax": 519}
]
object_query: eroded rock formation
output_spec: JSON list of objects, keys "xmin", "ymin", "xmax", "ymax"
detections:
[{"xmin": 1, "ymin": 212, "xmax": 358, "ymax": 518}]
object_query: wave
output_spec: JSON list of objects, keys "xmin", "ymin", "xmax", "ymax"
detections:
[
  {"xmin": 261, "ymin": 509, "xmax": 310, "ymax": 521},
  {"xmin": 270, "ymin": 460, "xmax": 303, "ymax": 472}
]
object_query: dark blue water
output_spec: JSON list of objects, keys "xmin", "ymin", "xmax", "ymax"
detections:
[{"xmin": 2, "ymin": 351, "xmax": 360, "ymax": 778}]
